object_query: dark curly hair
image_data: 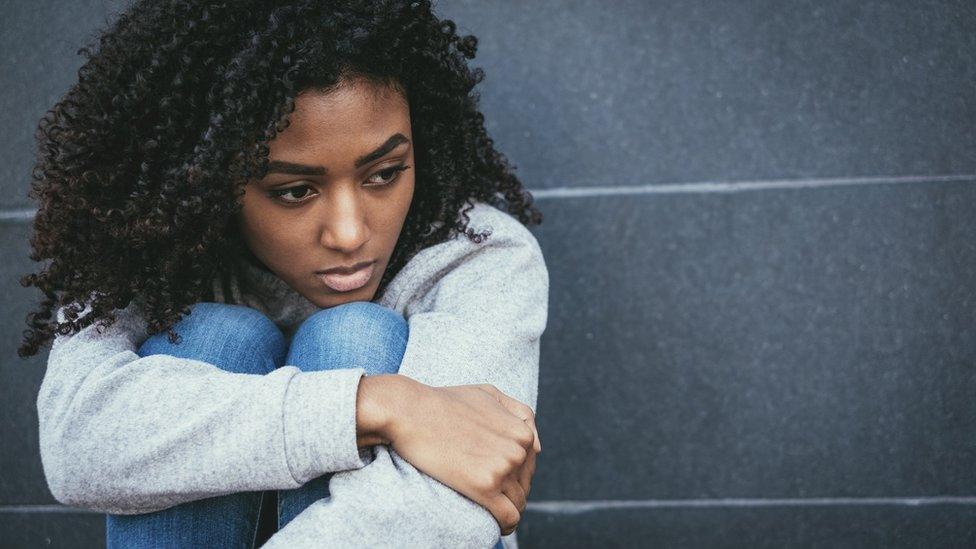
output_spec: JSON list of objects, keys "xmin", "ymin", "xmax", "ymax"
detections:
[{"xmin": 18, "ymin": 0, "xmax": 543, "ymax": 358}]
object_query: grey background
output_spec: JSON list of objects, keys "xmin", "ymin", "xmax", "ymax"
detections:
[{"xmin": 2, "ymin": 0, "xmax": 975, "ymax": 547}]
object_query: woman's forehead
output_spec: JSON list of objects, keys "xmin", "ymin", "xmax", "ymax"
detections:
[{"xmin": 266, "ymin": 81, "xmax": 411, "ymax": 166}]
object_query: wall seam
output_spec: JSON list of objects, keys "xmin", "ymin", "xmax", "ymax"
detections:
[
  {"xmin": 2, "ymin": 173, "xmax": 973, "ymax": 221},
  {"xmin": 4, "ymin": 496, "xmax": 976, "ymax": 514}
]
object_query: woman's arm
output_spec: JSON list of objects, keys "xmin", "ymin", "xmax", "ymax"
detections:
[
  {"xmin": 263, "ymin": 210, "xmax": 549, "ymax": 548},
  {"xmin": 359, "ymin": 372, "xmax": 541, "ymax": 535},
  {"xmin": 37, "ymin": 299, "xmax": 380, "ymax": 514}
]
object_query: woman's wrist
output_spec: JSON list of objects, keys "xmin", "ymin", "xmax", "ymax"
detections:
[{"xmin": 355, "ymin": 373, "xmax": 420, "ymax": 448}]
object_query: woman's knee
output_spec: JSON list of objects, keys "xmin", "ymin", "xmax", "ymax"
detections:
[
  {"xmin": 287, "ymin": 301, "xmax": 408, "ymax": 376},
  {"xmin": 138, "ymin": 302, "xmax": 286, "ymax": 375}
]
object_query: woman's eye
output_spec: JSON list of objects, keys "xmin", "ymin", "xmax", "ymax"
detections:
[
  {"xmin": 268, "ymin": 185, "xmax": 316, "ymax": 204},
  {"xmin": 267, "ymin": 165, "xmax": 409, "ymax": 205},
  {"xmin": 366, "ymin": 164, "xmax": 410, "ymax": 186}
]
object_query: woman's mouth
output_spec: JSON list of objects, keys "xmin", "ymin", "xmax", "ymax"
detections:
[{"xmin": 316, "ymin": 261, "xmax": 376, "ymax": 292}]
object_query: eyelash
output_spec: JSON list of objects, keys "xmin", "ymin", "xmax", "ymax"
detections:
[{"xmin": 267, "ymin": 164, "xmax": 411, "ymax": 205}]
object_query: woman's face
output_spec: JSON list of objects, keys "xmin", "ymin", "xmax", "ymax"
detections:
[{"xmin": 237, "ymin": 78, "xmax": 415, "ymax": 308}]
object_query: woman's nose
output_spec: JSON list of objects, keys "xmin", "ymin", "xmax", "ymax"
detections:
[{"xmin": 318, "ymin": 190, "xmax": 369, "ymax": 253}]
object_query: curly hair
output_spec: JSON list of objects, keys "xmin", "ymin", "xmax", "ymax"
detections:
[{"xmin": 18, "ymin": 0, "xmax": 543, "ymax": 358}]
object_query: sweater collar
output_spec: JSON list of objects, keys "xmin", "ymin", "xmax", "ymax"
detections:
[{"xmin": 228, "ymin": 246, "xmax": 405, "ymax": 337}]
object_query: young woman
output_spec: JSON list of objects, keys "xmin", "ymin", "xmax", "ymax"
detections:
[{"xmin": 19, "ymin": 1, "xmax": 548, "ymax": 547}]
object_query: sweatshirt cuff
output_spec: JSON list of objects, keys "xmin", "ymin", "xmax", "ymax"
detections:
[{"xmin": 282, "ymin": 367, "xmax": 369, "ymax": 485}]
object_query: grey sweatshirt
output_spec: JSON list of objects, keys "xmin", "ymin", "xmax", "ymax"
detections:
[{"xmin": 36, "ymin": 200, "xmax": 549, "ymax": 548}]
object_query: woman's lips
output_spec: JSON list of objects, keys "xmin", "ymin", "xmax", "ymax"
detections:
[{"xmin": 316, "ymin": 261, "xmax": 376, "ymax": 292}]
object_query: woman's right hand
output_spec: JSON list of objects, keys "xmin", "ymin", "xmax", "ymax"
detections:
[{"xmin": 366, "ymin": 375, "xmax": 542, "ymax": 536}]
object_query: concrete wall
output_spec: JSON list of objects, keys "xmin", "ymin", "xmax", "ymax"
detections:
[{"xmin": 2, "ymin": 0, "xmax": 974, "ymax": 546}]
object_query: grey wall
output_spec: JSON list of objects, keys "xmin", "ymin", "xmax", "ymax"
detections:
[{"xmin": 2, "ymin": 0, "xmax": 975, "ymax": 547}]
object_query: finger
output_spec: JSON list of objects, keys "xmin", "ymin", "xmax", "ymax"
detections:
[
  {"xmin": 502, "ymin": 475, "xmax": 526, "ymax": 513},
  {"xmin": 513, "ymin": 412, "xmax": 541, "ymax": 454},
  {"xmin": 487, "ymin": 492, "xmax": 521, "ymax": 536},
  {"xmin": 515, "ymin": 408, "xmax": 541, "ymax": 453},
  {"xmin": 480, "ymin": 384, "xmax": 505, "ymax": 404},
  {"xmin": 525, "ymin": 414, "xmax": 541, "ymax": 453},
  {"xmin": 496, "ymin": 396, "xmax": 541, "ymax": 453},
  {"xmin": 518, "ymin": 445, "xmax": 536, "ymax": 497}
]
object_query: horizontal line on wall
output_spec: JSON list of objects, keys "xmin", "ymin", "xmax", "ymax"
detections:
[
  {"xmin": 528, "ymin": 496, "xmax": 976, "ymax": 514},
  {"xmin": 0, "ymin": 209, "xmax": 36, "ymax": 221},
  {"xmin": 2, "ymin": 174, "xmax": 973, "ymax": 221},
  {"xmin": 4, "ymin": 496, "xmax": 976, "ymax": 515},
  {"xmin": 529, "ymin": 173, "xmax": 976, "ymax": 199}
]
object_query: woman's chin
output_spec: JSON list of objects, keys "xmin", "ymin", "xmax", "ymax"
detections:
[{"xmin": 304, "ymin": 285, "xmax": 377, "ymax": 308}]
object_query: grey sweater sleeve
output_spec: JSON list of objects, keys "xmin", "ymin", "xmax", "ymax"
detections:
[
  {"xmin": 262, "ymin": 213, "xmax": 549, "ymax": 548},
  {"xmin": 37, "ymin": 299, "xmax": 370, "ymax": 515}
]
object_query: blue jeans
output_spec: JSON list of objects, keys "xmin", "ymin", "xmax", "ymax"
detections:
[{"xmin": 104, "ymin": 301, "xmax": 506, "ymax": 549}]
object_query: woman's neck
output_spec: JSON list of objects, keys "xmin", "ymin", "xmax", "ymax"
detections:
[{"xmin": 239, "ymin": 245, "xmax": 274, "ymax": 274}]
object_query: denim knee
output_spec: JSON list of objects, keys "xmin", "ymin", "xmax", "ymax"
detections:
[
  {"xmin": 286, "ymin": 301, "xmax": 408, "ymax": 376},
  {"xmin": 138, "ymin": 302, "xmax": 287, "ymax": 375}
]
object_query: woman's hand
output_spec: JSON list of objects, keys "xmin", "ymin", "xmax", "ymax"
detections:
[{"xmin": 359, "ymin": 375, "xmax": 541, "ymax": 536}]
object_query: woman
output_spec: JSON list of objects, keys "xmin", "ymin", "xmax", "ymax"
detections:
[{"xmin": 19, "ymin": 1, "xmax": 548, "ymax": 547}]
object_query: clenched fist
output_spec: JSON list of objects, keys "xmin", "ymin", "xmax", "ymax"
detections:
[{"xmin": 357, "ymin": 375, "xmax": 541, "ymax": 536}]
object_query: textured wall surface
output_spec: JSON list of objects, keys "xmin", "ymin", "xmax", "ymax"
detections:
[{"xmin": 2, "ymin": 1, "xmax": 974, "ymax": 547}]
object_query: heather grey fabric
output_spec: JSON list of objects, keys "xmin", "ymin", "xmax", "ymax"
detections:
[{"xmin": 37, "ymin": 201, "xmax": 548, "ymax": 548}]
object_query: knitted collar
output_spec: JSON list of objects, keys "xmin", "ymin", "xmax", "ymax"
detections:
[{"xmin": 225, "ymin": 247, "xmax": 404, "ymax": 339}]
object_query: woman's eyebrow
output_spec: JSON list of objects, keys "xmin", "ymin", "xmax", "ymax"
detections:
[{"xmin": 265, "ymin": 133, "xmax": 410, "ymax": 176}]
